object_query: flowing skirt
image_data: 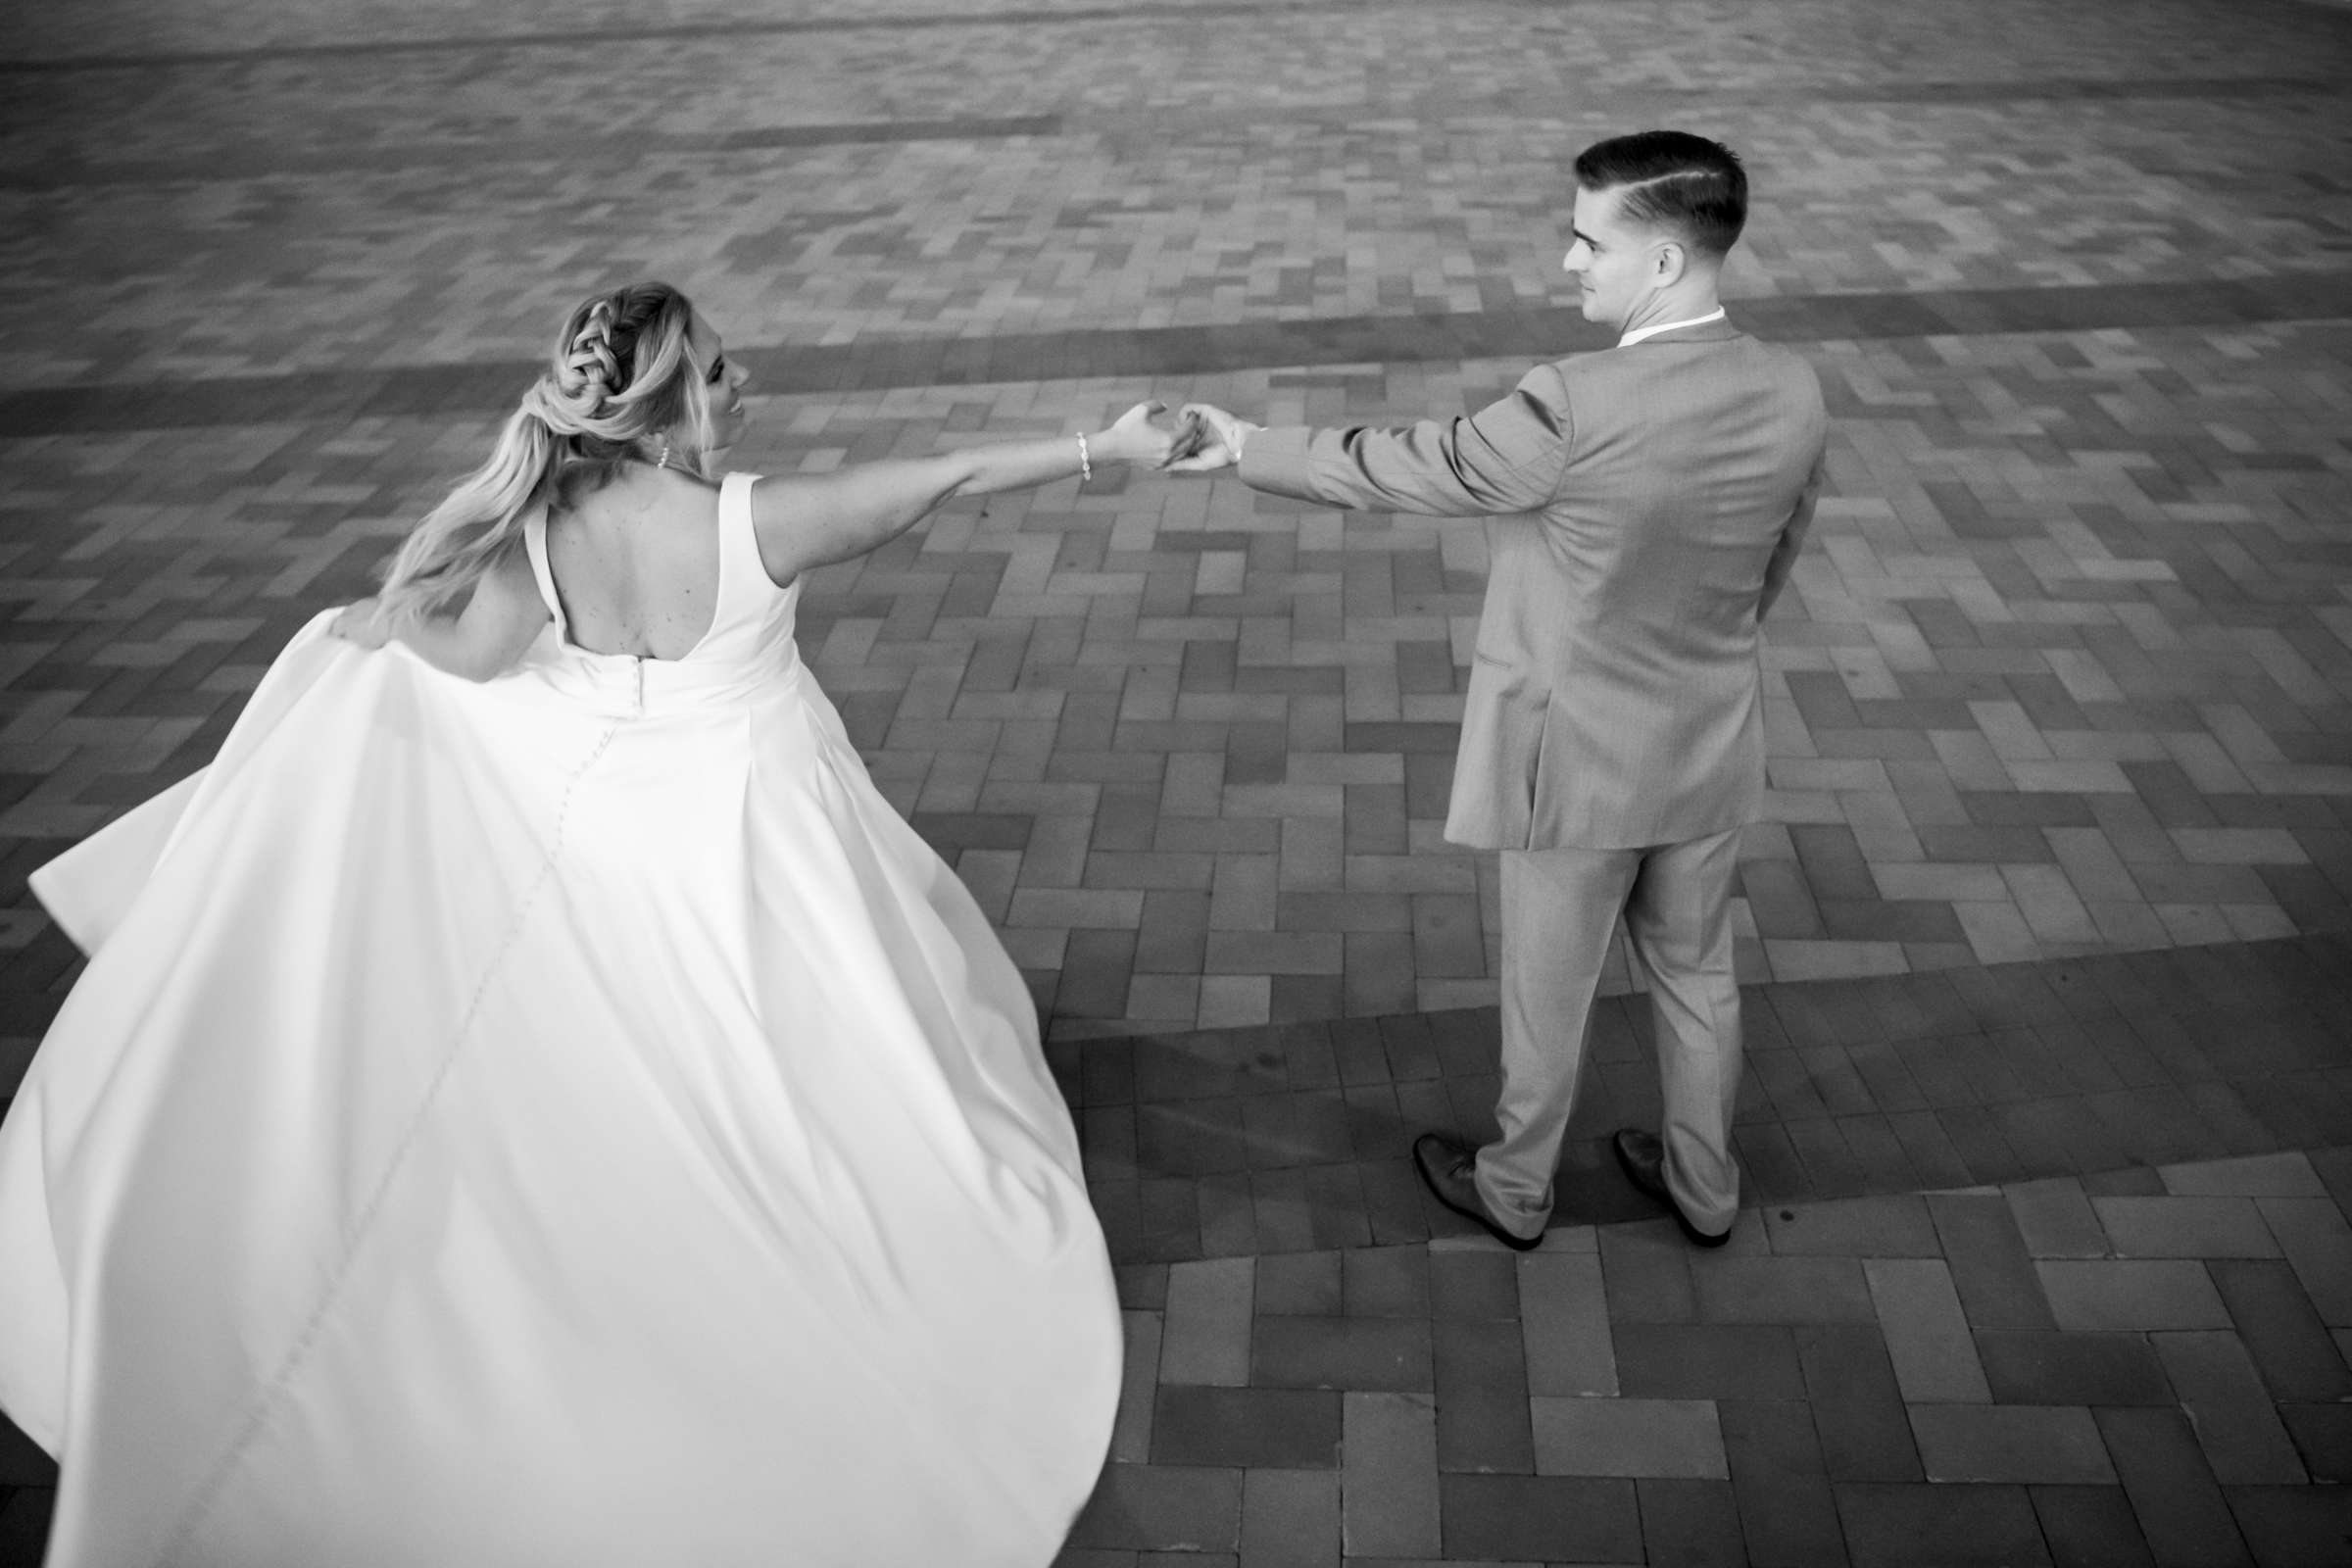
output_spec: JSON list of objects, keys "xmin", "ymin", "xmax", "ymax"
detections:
[{"xmin": 0, "ymin": 615, "xmax": 1119, "ymax": 1567}]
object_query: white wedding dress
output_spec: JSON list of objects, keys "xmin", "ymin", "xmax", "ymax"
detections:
[{"xmin": 0, "ymin": 473, "xmax": 1120, "ymax": 1567}]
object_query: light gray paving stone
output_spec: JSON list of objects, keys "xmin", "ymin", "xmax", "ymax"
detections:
[
  {"xmin": 1342, "ymin": 1392, "xmax": 1441, "ymax": 1559},
  {"xmin": 1240, "ymin": 1467, "xmax": 1340, "ymax": 1568},
  {"xmin": 2036, "ymin": 1259, "xmax": 2232, "ymax": 1332},
  {"xmin": 1520, "ymin": 1252, "xmax": 1617, "ymax": 1396},
  {"xmin": 1763, "ymin": 1195, "xmax": 1942, "ymax": 1256},
  {"xmin": 2006, "ymin": 1177, "xmax": 2111, "ymax": 1259},
  {"xmin": 2090, "ymin": 1197, "xmax": 2280, "ymax": 1259},
  {"xmin": 2159, "ymin": 1152, "xmax": 2328, "ymax": 1199},
  {"xmin": 1161, "ymin": 1256, "xmax": 1254, "ymax": 1386},
  {"xmin": 1114, "ymin": 1309, "xmax": 1163, "ymax": 1462},
  {"xmin": 1866, "ymin": 1257, "xmax": 1993, "ymax": 1403}
]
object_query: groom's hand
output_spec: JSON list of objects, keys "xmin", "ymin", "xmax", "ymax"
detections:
[{"xmin": 1164, "ymin": 403, "xmax": 1259, "ymax": 474}]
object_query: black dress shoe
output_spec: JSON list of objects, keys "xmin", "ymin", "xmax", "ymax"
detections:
[
  {"xmin": 1611, "ymin": 1128, "xmax": 1732, "ymax": 1249},
  {"xmin": 1412, "ymin": 1134, "xmax": 1544, "ymax": 1252}
]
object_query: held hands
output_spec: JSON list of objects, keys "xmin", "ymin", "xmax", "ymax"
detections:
[
  {"xmin": 1164, "ymin": 403, "xmax": 1257, "ymax": 474},
  {"xmin": 1091, "ymin": 401, "xmax": 1262, "ymax": 474}
]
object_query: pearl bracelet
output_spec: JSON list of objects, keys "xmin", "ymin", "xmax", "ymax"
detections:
[{"xmin": 1075, "ymin": 432, "xmax": 1092, "ymax": 484}]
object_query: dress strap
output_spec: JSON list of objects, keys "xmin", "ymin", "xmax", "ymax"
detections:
[
  {"xmin": 519, "ymin": 505, "xmax": 565, "ymax": 627},
  {"xmin": 716, "ymin": 472, "xmax": 776, "ymax": 599}
]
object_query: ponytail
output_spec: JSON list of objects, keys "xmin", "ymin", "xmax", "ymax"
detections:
[
  {"xmin": 376, "ymin": 404, "xmax": 558, "ymax": 621},
  {"xmin": 375, "ymin": 281, "xmax": 711, "ymax": 621}
]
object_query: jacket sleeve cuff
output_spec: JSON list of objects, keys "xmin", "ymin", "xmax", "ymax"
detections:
[{"xmin": 1235, "ymin": 424, "xmax": 1317, "ymax": 499}]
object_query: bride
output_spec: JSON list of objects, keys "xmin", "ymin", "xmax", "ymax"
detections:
[{"xmin": 0, "ymin": 281, "xmax": 1176, "ymax": 1566}]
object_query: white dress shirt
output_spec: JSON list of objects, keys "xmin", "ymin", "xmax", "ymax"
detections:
[{"xmin": 1619, "ymin": 307, "xmax": 1727, "ymax": 347}]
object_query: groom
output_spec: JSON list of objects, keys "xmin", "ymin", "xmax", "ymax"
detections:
[{"xmin": 1172, "ymin": 130, "xmax": 1827, "ymax": 1250}]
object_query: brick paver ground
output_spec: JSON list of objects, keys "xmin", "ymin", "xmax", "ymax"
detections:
[
  {"xmin": 1034, "ymin": 938, "xmax": 2352, "ymax": 1567},
  {"xmin": 6, "ymin": 0, "xmax": 2352, "ymax": 1044},
  {"xmin": 4, "ymin": 0, "xmax": 2351, "ymax": 1561}
]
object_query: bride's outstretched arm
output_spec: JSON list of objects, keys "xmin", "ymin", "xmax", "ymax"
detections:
[
  {"xmin": 331, "ymin": 547, "xmax": 551, "ymax": 680},
  {"xmin": 749, "ymin": 401, "xmax": 1177, "ymax": 587}
]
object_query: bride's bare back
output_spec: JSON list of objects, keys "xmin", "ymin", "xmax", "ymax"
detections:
[{"xmin": 543, "ymin": 467, "xmax": 723, "ymax": 661}]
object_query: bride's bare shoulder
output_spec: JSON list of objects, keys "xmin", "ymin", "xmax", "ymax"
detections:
[{"xmin": 552, "ymin": 468, "xmax": 721, "ymax": 544}]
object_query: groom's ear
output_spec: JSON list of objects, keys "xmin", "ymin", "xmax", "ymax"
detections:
[{"xmin": 1650, "ymin": 239, "xmax": 1688, "ymax": 285}]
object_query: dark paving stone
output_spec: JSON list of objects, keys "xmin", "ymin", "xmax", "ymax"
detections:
[
  {"xmin": 2031, "ymin": 1485, "xmax": 2156, "ymax": 1568},
  {"xmin": 2080, "ymin": 1166, "xmax": 2169, "ymax": 1198},
  {"xmin": 1837, "ymin": 1113, "xmax": 1929, "ymax": 1192},
  {"xmin": 1341, "ymin": 1244, "xmax": 1428, "ymax": 1317},
  {"xmin": 1738, "ymin": 1121, "xmax": 1823, "ymax": 1203},
  {"xmin": 1250, "ymin": 1315, "xmax": 1431, "ymax": 1393},
  {"xmin": 1426, "ymin": 1249, "xmax": 1517, "ymax": 1321},
  {"xmin": 2209, "ymin": 1259, "xmax": 2352, "ymax": 1403},
  {"xmin": 1614, "ymin": 1322, "xmax": 1807, "ymax": 1401},
  {"xmin": 2224, "ymin": 1486, "xmax": 2352, "ymax": 1568},
  {"xmin": 1432, "ymin": 1318, "xmax": 1535, "ymax": 1476},
  {"xmin": 2276, "ymin": 1403, "xmax": 2352, "ymax": 1485},
  {"xmin": 1721, "ymin": 1398, "xmax": 1849, "ymax": 1568},
  {"xmin": 1694, "ymin": 1255, "xmax": 1878, "ymax": 1325},
  {"xmin": 1148, "ymin": 1386, "xmax": 1341, "ymax": 1469},
  {"xmin": 1438, "ymin": 1472, "xmax": 1642, "ymax": 1563},
  {"xmin": 2098, "ymin": 1408, "xmax": 2253, "ymax": 1568},
  {"xmin": 1797, "ymin": 1324, "xmax": 1921, "ymax": 1483},
  {"xmin": 1845, "ymin": 1042, "xmax": 1934, "ymax": 1112},
  {"xmin": 1976, "ymin": 1330, "xmax": 2176, "ymax": 1406},
  {"xmin": 1066, "ymin": 1462, "xmax": 1245, "ymax": 1552},
  {"xmin": 1115, "ymin": 1263, "xmax": 1169, "ymax": 1312},
  {"xmin": 1886, "ymin": 1108, "xmax": 1980, "ymax": 1188},
  {"xmin": 1931, "ymin": 1192, "xmax": 2059, "ymax": 1331},
  {"xmin": 1640, "ymin": 1477, "xmax": 1749, "ymax": 1568},
  {"xmin": 1136, "ymin": 1100, "xmax": 1252, "ymax": 1176},
  {"xmin": 1835, "ymin": 1482, "xmax": 2052, "ymax": 1568},
  {"xmin": 1133, "ymin": 1037, "xmax": 1248, "ymax": 1102},
  {"xmin": 1600, "ymin": 1221, "xmax": 1698, "ymax": 1324},
  {"xmin": 9, "ymin": 270, "xmax": 2352, "ymax": 434},
  {"xmin": 1255, "ymin": 1250, "xmax": 1342, "ymax": 1316}
]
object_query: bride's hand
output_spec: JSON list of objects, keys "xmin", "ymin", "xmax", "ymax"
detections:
[
  {"xmin": 331, "ymin": 598, "xmax": 393, "ymax": 649},
  {"xmin": 1093, "ymin": 401, "xmax": 1180, "ymax": 470}
]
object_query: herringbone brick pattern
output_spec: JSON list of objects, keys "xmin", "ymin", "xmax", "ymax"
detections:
[
  {"xmin": 1054, "ymin": 1146, "xmax": 2352, "ymax": 1567},
  {"xmin": 1058, "ymin": 935, "xmax": 2352, "ymax": 1262},
  {"xmin": 6, "ymin": 1, "xmax": 2352, "ymax": 1559},
  {"xmin": 6, "ymin": 2, "xmax": 2352, "ymax": 383},
  {"xmin": 4, "ymin": 0, "xmax": 2350, "ymax": 1046},
  {"xmin": 5, "ymin": 936, "xmax": 2351, "ymax": 1560},
  {"xmin": 1046, "ymin": 939, "xmax": 2352, "ymax": 1566},
  {"xmin": 6, "ymin": 319, "xmax": 2350, "ymax": 1047}
]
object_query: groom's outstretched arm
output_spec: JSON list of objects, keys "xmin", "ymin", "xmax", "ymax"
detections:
[{"xmin": 1240, "ymin": 364, "xmax": 1576, "ymax": 518}]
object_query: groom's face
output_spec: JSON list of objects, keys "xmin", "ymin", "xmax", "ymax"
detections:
[{"xmin": 1562, "ymin": 184, "xmax": 1660, "ymax": 332}]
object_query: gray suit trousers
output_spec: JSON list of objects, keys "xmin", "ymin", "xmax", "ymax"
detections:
[{"xmin": 1473, "ymin": 827, "xmax": 1745, "ymax": 1238}]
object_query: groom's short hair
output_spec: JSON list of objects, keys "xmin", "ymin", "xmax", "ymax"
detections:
[{"xmin": 1574, "ymin": 131, "xmax": 1747, "ymax": 260}]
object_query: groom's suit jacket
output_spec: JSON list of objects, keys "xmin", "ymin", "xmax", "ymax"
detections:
[{"xmin": 1239, "ymin": 318, "xmax": 1827, "ymax": 852}]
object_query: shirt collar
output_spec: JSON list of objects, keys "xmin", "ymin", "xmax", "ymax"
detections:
[{"xmin": 1619, "ymin": 307, "xmax": 1727, "ymax": 347}]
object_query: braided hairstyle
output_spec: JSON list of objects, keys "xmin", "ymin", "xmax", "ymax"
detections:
[{"xmin": 375, "ymin": 280, "xmax": 718, "ymax": 621}]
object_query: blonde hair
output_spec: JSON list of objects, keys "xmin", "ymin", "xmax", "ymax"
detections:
[{"xmin": 376, "ymin": 280, "xmax": 718, "ymax": 620}]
